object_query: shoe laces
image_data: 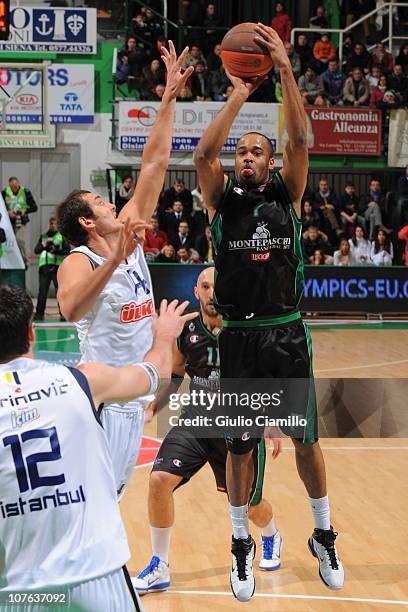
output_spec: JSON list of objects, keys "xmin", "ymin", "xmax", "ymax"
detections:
[
  {"xmin": 138, "ymin": 555, "xmax": 161, "ymax": 578},
  {"xmin": 233, "ymin": 541, "xmax": 251, "ymax": 581},
  {"xmin": 262, "ymin": 535, "xmax": 274, "ymax": 560},
  {"xmin": 317, "ymin": 529, "xmax": 339, "ymax": 570}
]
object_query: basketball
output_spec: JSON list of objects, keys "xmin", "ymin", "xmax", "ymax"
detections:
[{"xmin": 221, "ymin": 23, "xmax": 273, "ymax": 79}]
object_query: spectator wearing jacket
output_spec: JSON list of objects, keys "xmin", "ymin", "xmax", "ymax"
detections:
[
  {"xmin": 302, "ymin": 226, "xmax": 330, "ymax": 261},
  {"xmin": 313, "ymin": 34, "xmax": 336, "ymax": 74},
  {"xmin": 369, "ymin": 74, "xmax": 388, "ymax": 106},
  {"xmin": 371, "ymin": 228, "xmax": 394, "ymax": 266},
  {"xmin": 143, "ymin": 217, "xmax": 168, "ymax": 259},
  {"xmin": 387, "ymin": 64, "xmax": 408, "ymax": 104},
  {"xmin": 340, "ymin": 183, "xmax": 365, "ymax": 235},
  {"xmin": 271, "ymin": 2, "xmax": 292, "ymax": 43},
  {"xmin": 313, "ymin": 179, "xmax": 342, "ymax": 243},
  {"xmin": 191, "ymin": 62, "xmax": 211, "ymax": 100},
  {"xmin": 349, "ymin": 226, "xmax": 372, "ymax": 264},
  {"xmin": 209, "ymin": 64, "xmax": 230, "ymax": 101},
  {"xmin": 398, "ymin": 224, "xmax": 408, "ymax": 265},
  {"xmin": 343, "ymin": 68, "xmax": 369, "ymax": 106},
  {"xmin": 298, "ymin": 66, "xmax": 325, "ymax": 105},
  {"xmin": 295, "ymin": 34, "xmax": 314, "ymax": 73},
  {"xmin": 345, "ymin": 43, "xmax": 371, "ymax": 75},
  {"xmin": 321, "ymin": 59, "xmax": 345, "ymax": 105},
  {"xmin": 371, "ymin": 43, "xmax": 394, "ymax": 75}
]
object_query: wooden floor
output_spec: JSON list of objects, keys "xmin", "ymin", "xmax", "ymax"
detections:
[{"xmin": 121, "ymin": 329, "xmax": 408, "ymax": 611}]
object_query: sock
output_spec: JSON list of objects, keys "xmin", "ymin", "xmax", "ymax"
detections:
[
  {"xmin": 310, "ymin": 495, "xmax": 331, "ymax": 531},
  {"xmin": 261, "ymin": 516, "xmax": 277, "ymax": 538},
  {"xmin": 230, "ymin": 503, "xmax": 249, "ymax": 539},
  {"xmin": 150, "ymin": 526, "xmax": 171, "ymax": 564}
]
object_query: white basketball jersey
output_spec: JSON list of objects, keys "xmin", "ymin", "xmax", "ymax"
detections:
[
  {"xmin": 0, "ymin": 358, "xmax": 130, "ymax": 591},
  {"xmin": 71, "ymin": 244, "xmax": 154, "ymax": 368}
]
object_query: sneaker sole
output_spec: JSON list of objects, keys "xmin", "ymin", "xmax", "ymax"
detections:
[
  {"xmin": 230, "ymin": 575, "xmax": 256, "ymax": 602},
  {"xmin": 134, "ymin": 582, "xmax": 170, "ymax": 595},
  {"xmin": 258, "ymin": 563, "xmax": 281, "ymax": 571},
  {"xmin": 308, "ymin": 538, "xmax": 343, "ymax": 591}
]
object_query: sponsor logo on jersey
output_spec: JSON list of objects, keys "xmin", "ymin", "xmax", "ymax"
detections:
[
  {"xmin": 172, "ymin": 458, "xmax": 182, "ymax": 467},
  {"xmin": 3, "ymin": 371, "xmax": 21, "ymax": 385},
  {"xmin": 188, "ymin": 322, "xmax": 195, "ymax": 332},
  {"xmin": 233, "ymin": 187, "xmax": 244, "ymax": 195},
  {"xmin": 120, "ymin": 298, "xmax": 153, "ymax": 324},
  {"xmin": 0, "ymin": 380, "xmax": 69, "ymax": 409},
  {"xmin": 241, "ymin": 431, "xmax": 250, "ymax": 442},
  {"xmin": 228, "ymin": 222, "xmax": 291, "ymax": 256},
  {"xmin": 11, "ymin": 407, "xmax": 40, "ymax": 429},
  {"xmin": 189, "ymin": 335, "xmax": 199, "ymax": 344}
]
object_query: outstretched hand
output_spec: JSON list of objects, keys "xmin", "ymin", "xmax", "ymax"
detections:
[
  {"xmin": 161, "ymin": 41, "xmax": 194, "ymax": 101},
  {"xmin": 254, "ymin": 23, "xmax": 291, "ymax": 69},
  {"xmin": 153, "ymin": 299, "xmax": 198, "ymax": 341},
  {"xmin": 112, "ymin": 218, "xmax": 152, "ymax": 264}
]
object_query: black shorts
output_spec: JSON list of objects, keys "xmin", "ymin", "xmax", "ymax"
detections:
[
  {"xmin": 218, "ymin": 316, "xmax": 318, "ymax": 454},
  {"xmin": 151, "ymin": 427, "xmax": 266, "ymax": 506}
]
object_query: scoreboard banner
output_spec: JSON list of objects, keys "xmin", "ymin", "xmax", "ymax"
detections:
[
  {"xmin": 118, "ymin": 101, "xmax": 382, "ymax": 156},
  {"xmin": 0, "ymin": 6, "xmax": 96, "ymax": 53},
  {"xmin": 118, "ymin": 101, "xmax": 280, "ymax": 152},
  {"xmin": 149, "ymin": 264, "xmax": 408, "ymax": 314},
  {"xmin": 0, "ymin": 64, "xmax": 94, "ymax": 124}
]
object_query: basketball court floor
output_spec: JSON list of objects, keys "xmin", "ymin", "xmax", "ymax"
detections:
[{"xmin": 35, "ymin": 322, "xmax": 408, "ymax": 611}]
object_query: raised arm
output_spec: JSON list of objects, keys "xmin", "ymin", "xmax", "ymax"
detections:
[
  {"xmin": 80, "ymin": 300, "xmax": 196, "ymax": 406},
  {"xmin": 254, "ymin": 24, "xmax": 308, "ymax": 217},
  {"xmin": 119, "ymin": 42, "xmax": 194, "ymax": 225},
  {"xmin": 194, "ymin": 74, "xmax": 263, "ymax": 222}
]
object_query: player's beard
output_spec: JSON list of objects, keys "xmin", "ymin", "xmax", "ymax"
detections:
[{"xmin": 201, "ymin": 300, "xmax": 218, "ymax": 318}]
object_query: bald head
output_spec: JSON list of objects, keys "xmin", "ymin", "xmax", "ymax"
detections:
[{"xmin": 194, "ymin": 267, "xmax": 217, "ymax": 317}]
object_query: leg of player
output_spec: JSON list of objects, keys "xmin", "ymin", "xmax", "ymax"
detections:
[
  {"xmin": 132, "ymin": 471, "xmax": 182, "ymax": 594},
  {"xmin": 226, "ymin": 449, "xmax": 256, "ymax": 602},
  {"xmin": 248, "ymin": 499, "xmax": 282, "ymax": 571},
  {"xmin": 292, "ymin": 439, "xmax": 344, "ymax": 589}
]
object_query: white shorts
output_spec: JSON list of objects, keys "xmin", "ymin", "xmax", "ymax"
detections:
[
  {"xmin": 101, "ymin": 397, "xmax": 153, "ymax": 499},
  {"xmin": 0, "ymin": 567, "xmax": 142, "ymax": 612}
]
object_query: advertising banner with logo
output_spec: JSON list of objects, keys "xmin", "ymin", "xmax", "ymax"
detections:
[
  {"xmin": 118, "ymin": 101, "xmax": 280, "ymax": 152},
  {"xmin": 277, "ymin": 107, "xmax": 381, "ymax": 156},
  {"xmin": 0, "ymin": 6, "xmax": 97, "ymax": 54},
  {"xmin": 0, "ymin": 64, "xmax": 94, "ymax": 124},
  {"xmin": 0, "ymin": 193, "xmax": 25, "ymax": 270},
  {"xmin": 149, "ymin": 264, "xmax": 408, "ymax": 314}
]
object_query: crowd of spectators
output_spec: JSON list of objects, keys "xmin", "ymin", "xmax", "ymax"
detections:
[
  {"xmin": 115, "ymin": 165, "xmax": 408, "ymax": 267},
  {"xmin": 115, "ymin": 2, "xmax": 408, "ymax": 109}
]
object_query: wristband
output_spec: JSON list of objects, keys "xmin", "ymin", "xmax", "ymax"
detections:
[{"xmin": 136, "ymin": 361, "xmax": 160, "ymax": 395}]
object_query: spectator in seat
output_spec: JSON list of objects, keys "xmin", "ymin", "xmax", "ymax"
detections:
[
  {"xmin": 378, "ymin": 89, "xmax": 401, "ymax": 111},
  {"xmin": 203, "ymin": 3, "xmax": 222, "ymax": 53},
  {"xmin": 298, "ymin": 65, "xmax": 325, "ymax": 105},
  {"xmin": 333, "ymin": 239, "xmax": 353, "ymax": 265},
  {"xmin": 387, "ymin": 64, "xmax": 408, "ymax": 104},
  {"xmin": 342, "ymin": 35, "xmax": 355, "ymax": 68},
  {"xmin": 115, "ymin": 175, "xmax": 135, "ymax": 216},
  {"xmin": 371, "ymin": 43, "xmax": 394, "ymax": 75},
  {"xmin": 141, "ymin": 58, "xmax": 166, "ymax": 99},
  {"xmin": 177, "ymin": 85, "xmax": 194, "ymax": 102},
  {"xmin": 309, "ymin": 5, "xmax": 329, "ymax": 34},
  {"xmin": 343, "ymin": 67, "xmax": 369, "ymax": 106},
  {"xmin": 302, "ymin": 200, "xmax": 320, "ymax": 232},
  {"xmin": 398, "ymin": 224, "xmax": 408, "ymax": 265},
  {"xmin": 182, "ymin": 44, "xmax": 207, "ymax": 69},
  {"xmin": 369, "ymin": 74, "xmax": 388, "ymax": 106},
  {"xmin": 295, "ymin": 34, "xmax": 314, "ymax": 73},
  {"xmin": 345, "ymin": 43, "xmax": 371, "ymax": 75},
  {"xmin": 310, "ymin": 249, "xmax": 327, "ymax": 265},
  {"xmin": 116, "ymin": 54, "xmax": 130, "ymax": 84},
  {"xmin": 349, "ymin": 225, "xmax": 372, "ymax": 264},
  {"xmin": 162, "ymin": 178, "xmax": 193, "ymax": 214},
  {"xmin": 170, "ymin": 220, "xmax": 195, "ymax": 252},
  {"xmin": 177, "ymin": 247, "xmax": 199, "ymax": 264},
  {"xmin": 313, "ymin": 178, "xmax": 342, "ymax": 242},
  {"xmin": 313, "ymin": 33, "xmax": 336, "ymax": 74},
  {"xmin": 131, "ymin": 13, "xmax": 148, "ymax": 43},
  {"xmin": 195, "ymin": 225, "xmax": 214, "ymax": 263},
  {"xmin": 271, "ymin": 2, "xmax": 292, "ymax": 43},
  {"xmin": 302, "ymin": 226, "xmax": 329, "ymax": 261},
  {"xmin": 143, "ymin": 8, "xmax": 163, "ymax": 45},
  {"xmin": 346, "ymin": 0, "xmax": 373, "ymax": 39},
  {"xmin": 340, "ymin": 182, "xmax": 365, "ymax": 235},
  {"xmin": 165, "ymin": 200, "xmax": 190, "ymax": 236},
  {"xmin": 155, "ymin": 243, "xmax": 176, "ymax": 263},
  {"xmin": 395, "ymin": 44, "xmax": 408, "ymax": 75},
  {"xmin": 191, "ymin": 62, "xmax": 211, "ymax": 100},
  {"xmin": 143, "ymin": 216, "xmax": 168, "ymax": 259},
  {"xmin": 275, "ymin": 42, "xmax": 301, "ymax": 80},
  {"xmin": 321, "ymin": 59, "xmax": 345, "ymax": 106},
  {"xmin": 360, "ymin": 179, "xmax": 388, "ymax": 240},
  {"xmin": 209, "ymin": 64, "xmax": 230, "ymax": 101},
  {"xmin": 206, "ymin": 43, "xmax": 222, "ymax": 71},
  {"xmin": 367, "ymin": 65, "xmax": 382, "ymax": 92},
  {"xmin": 371, "ymin": 228, "xmax": 394, "ymax": 266},
  {"xmin": 123, "ymin": 36, "xmax": 147, "ymax": 82},
  {"xmin": 2, "ymin": 176, "xmax": 37, "ymax": 266}
]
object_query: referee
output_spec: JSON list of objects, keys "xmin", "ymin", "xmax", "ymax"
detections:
[{"xmin": 194, "ymin": 23, "xmax": 344, "ymax": 602}]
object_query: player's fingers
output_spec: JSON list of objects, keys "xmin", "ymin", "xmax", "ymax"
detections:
[
  {"xmin": 253, "ymin": 36, "xmax": 274, "ymax": 52},
  {"xmin": 181, "ymin": 311, "xmax": 199, "ymax": 322},
  {"xmin": 255, "ymin": 22, "xmax": 276, "ymax": 38},
  {"xmin": 167, "ymin": 299, "xmax": 179, "ymax": 313},
  {"xmin": 181, "ymin": 65, "xmax": 194, "ymax": 84},
  {"xmin": 176, "ymin": 45, "xmax": 189, "ymax": 68},
  {"xmin": 169, "ymin": 40, "xmax": 178, "ymax": 62},
  {"xmin": 159, "ymin": 299, "xmax": 168, "ymax": 316},
  {"xmin": 175, "ymin": 300, "xmax": 190, "ymax": 315}
]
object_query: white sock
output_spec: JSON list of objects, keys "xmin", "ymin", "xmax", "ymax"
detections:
[
  {"xmin": 261, "ymin": 516, "xmax": 277, "ymax": 538},
  {"xmin": 230, "ymin": 503, "xmax": 249, "ymax": 539},
  {"xmin": 150, "ymin": 526, "xmax": 171, "ymax": 564},
  {"xmin": 310, "ymin": 495, "xmax": 331, "ymax": 531}
]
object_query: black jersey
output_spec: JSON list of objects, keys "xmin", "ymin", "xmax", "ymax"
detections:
[
  {"xmin": 177, "ymin": 314, "xmax": 219, "ymax": 391},
  {"xmin": 210, "ymin": 172, "xmax": 304, "ymax": 322}
]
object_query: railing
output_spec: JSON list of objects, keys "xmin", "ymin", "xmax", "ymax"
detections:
[{"xmin": 291, "ymin": 2, "xmax": 408, "ymax": 63}]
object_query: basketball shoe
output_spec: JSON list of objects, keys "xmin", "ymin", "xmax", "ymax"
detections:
[
  {"xmin": 230, "ymin": 535, "xmax": 256, "ymax": 602},
  {"xmin": 259, "ymin": 530, "xmax": 282, "ymax": 571},
  {"xmin": 132, "ymin": 556, "xmax": 170, "ymax": 594},
  {"xmin": 308, "ymin": 526, "xmax": 344, "ymax": 589}
]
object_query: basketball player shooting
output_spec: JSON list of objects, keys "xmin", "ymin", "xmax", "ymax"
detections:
[
  {"xmin": 56, "ymin": 43, "xmax": 194, "ymax": 499},
  {"xmin": 0, "ymin": 285, "xmax": 196, "ymax": 611},
  {"xmin": 134, "ymin": 267, "xmax": 283, "ymax": 594},
  {"xmin": 194, "ymin": 24, "xmax": 344, "ymax": 602}
]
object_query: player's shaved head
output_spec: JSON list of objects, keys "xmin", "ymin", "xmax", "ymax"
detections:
[
  {"xmin": 197, "ymin": 266, "xmax": 215, "ymax": 286},
  {"xmin": 195, "ymin": 267, "xmax": 217, "ymax": 318}
]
